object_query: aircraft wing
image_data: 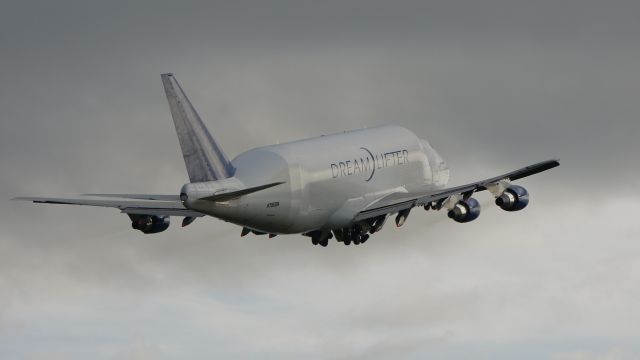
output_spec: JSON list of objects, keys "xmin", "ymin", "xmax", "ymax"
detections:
[
  {"xmin": 82, "ymin": 194, "xmax": 181, "ymax": 201},
  {"xmin": 354, "ymin": 159, "xmax": 559, "ymax": 221},
  {"xmin": 12, "ymin": 196, "xmax": 204, "ymax": 217}
]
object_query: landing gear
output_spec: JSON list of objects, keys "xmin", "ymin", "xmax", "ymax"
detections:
[
  {"xmin": 306, "ymin": 219, "xmax": 379, "ymax": 247},
  {"xmin": 306, "ymin": 230, "xmax": 332, "ymax": 247},
  {"xmin": 332, "ymin": 225, "xmax": 372, "ymax": 246}
]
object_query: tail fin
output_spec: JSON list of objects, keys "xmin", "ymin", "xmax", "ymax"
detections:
[{"xmin": 161, "ymin": 73, "xmax": 235, "ymax": 182}]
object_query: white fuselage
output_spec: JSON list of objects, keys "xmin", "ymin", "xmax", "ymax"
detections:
[{"xmin": 181, "ymin": 125, "xmax": 449, "ymax": 234}]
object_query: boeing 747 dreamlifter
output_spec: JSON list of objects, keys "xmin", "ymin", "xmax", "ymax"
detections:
[{"xmin": 15, "ymin": 74, "xmax": 559, "ymax": 246}]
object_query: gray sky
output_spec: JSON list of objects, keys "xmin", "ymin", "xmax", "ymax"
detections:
[{"xmin": 1, "ymin": 0, "xmax": 640, "ymax": 359}]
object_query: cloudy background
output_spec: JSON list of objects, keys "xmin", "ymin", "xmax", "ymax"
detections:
[{"xmin": 2, "ymin": 0, "xmax": 640, "ymax": 358}]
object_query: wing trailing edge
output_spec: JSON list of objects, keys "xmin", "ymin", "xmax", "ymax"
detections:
[{"xmin": 82, "ymin": 194, "xmax": 181, "ymax": 201}]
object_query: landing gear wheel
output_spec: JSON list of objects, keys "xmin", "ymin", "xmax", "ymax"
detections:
[
  {"xmin": 344, "ymin": 239, "xmax": 351, "ymax": 246},
  {"xmin": 319, "ymin": 238, "xmax": 328, "ymax": 247},
  {"xmin": 311, "ymin": 236, "xmax": 319, "ymax": 245}
]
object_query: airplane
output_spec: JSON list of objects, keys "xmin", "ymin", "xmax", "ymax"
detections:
[{"xmin": 14, "ymin": 73, "xmax": 559, "ymax": 247}]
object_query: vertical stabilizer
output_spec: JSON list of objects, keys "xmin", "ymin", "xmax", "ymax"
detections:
[{"xmin": 161, "ymin": 73, "xmax": 235, "ymax": 182}]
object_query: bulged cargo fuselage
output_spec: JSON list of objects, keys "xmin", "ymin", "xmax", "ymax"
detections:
[{"xmin": 182, "ymin": 125, "xmax": 449, "ymax": 234}]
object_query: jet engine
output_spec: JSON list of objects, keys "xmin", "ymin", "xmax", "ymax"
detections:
[
  {"xmin": 129, "ymin": 214, "xmax": 170, "ymax": 234},
  {"xmin": 495, "ymin": 185, "xmax": 529, "ymax": 211},
  {"xmin": 447, "ymin": 198, "xmax": 481, "ymax": 223}
]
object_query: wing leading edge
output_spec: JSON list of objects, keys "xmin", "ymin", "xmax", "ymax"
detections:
[{"xmin": 354, "ymin": 159, "xmax": 559, "ymax": 221}]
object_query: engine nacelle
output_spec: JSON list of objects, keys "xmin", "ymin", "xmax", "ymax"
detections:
[
  {"xmin": 129, "ymin": 214, "xmax": 170, "ymax": 234},
  {"xmin": 447, "ymin": 198, "xmax": 481, "ymax": 223},
  {"xmin": 495, "ymin": 185, "xmax": 529, "ymax": 211}
]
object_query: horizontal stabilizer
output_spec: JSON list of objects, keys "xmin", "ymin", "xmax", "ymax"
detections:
[{"xmin": 198, "ymin": 182, "xmax": 285, "ymax": 202}]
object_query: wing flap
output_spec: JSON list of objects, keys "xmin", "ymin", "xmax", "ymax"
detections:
[
  {"xmin": 120, "ymin": 208, "xmax": 203, "ymax": 217},
  {"xmin": 355, "ymin": 199, "xmax": 416, "ymax": 221}
]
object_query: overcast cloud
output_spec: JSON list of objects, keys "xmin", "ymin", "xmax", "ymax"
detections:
[{"xmin": 1, "ymin": 0, "xmax": 640, "ymax": 359}]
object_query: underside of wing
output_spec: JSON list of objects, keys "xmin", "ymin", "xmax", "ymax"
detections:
[
  {"xmin": 353, "ymin": 159, "xmax": 559, "ymax": 222},
  {"xmin": 82, "ymin": 194, "xmax": 181, "ymax": 201}
]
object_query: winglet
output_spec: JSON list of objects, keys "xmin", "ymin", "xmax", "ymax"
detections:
[{"xmin": 161, "ymin": 73, "xmax": 235, "ymax": 182}]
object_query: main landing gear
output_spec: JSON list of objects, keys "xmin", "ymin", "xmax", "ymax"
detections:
[
  {"xmin": 304, "ymin": 214, "xmax": 387, "ymax": 247},
  {"xmin": 303, "ymin": 230, "xmax": 333, "ymax": 247},
  {"xmin": 246, "ymin": 213, "xmax": 391, "ymax": 247},
  {"xmin": 333, "ymin": 227, "xmax": 370, "ymax": 246}
]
